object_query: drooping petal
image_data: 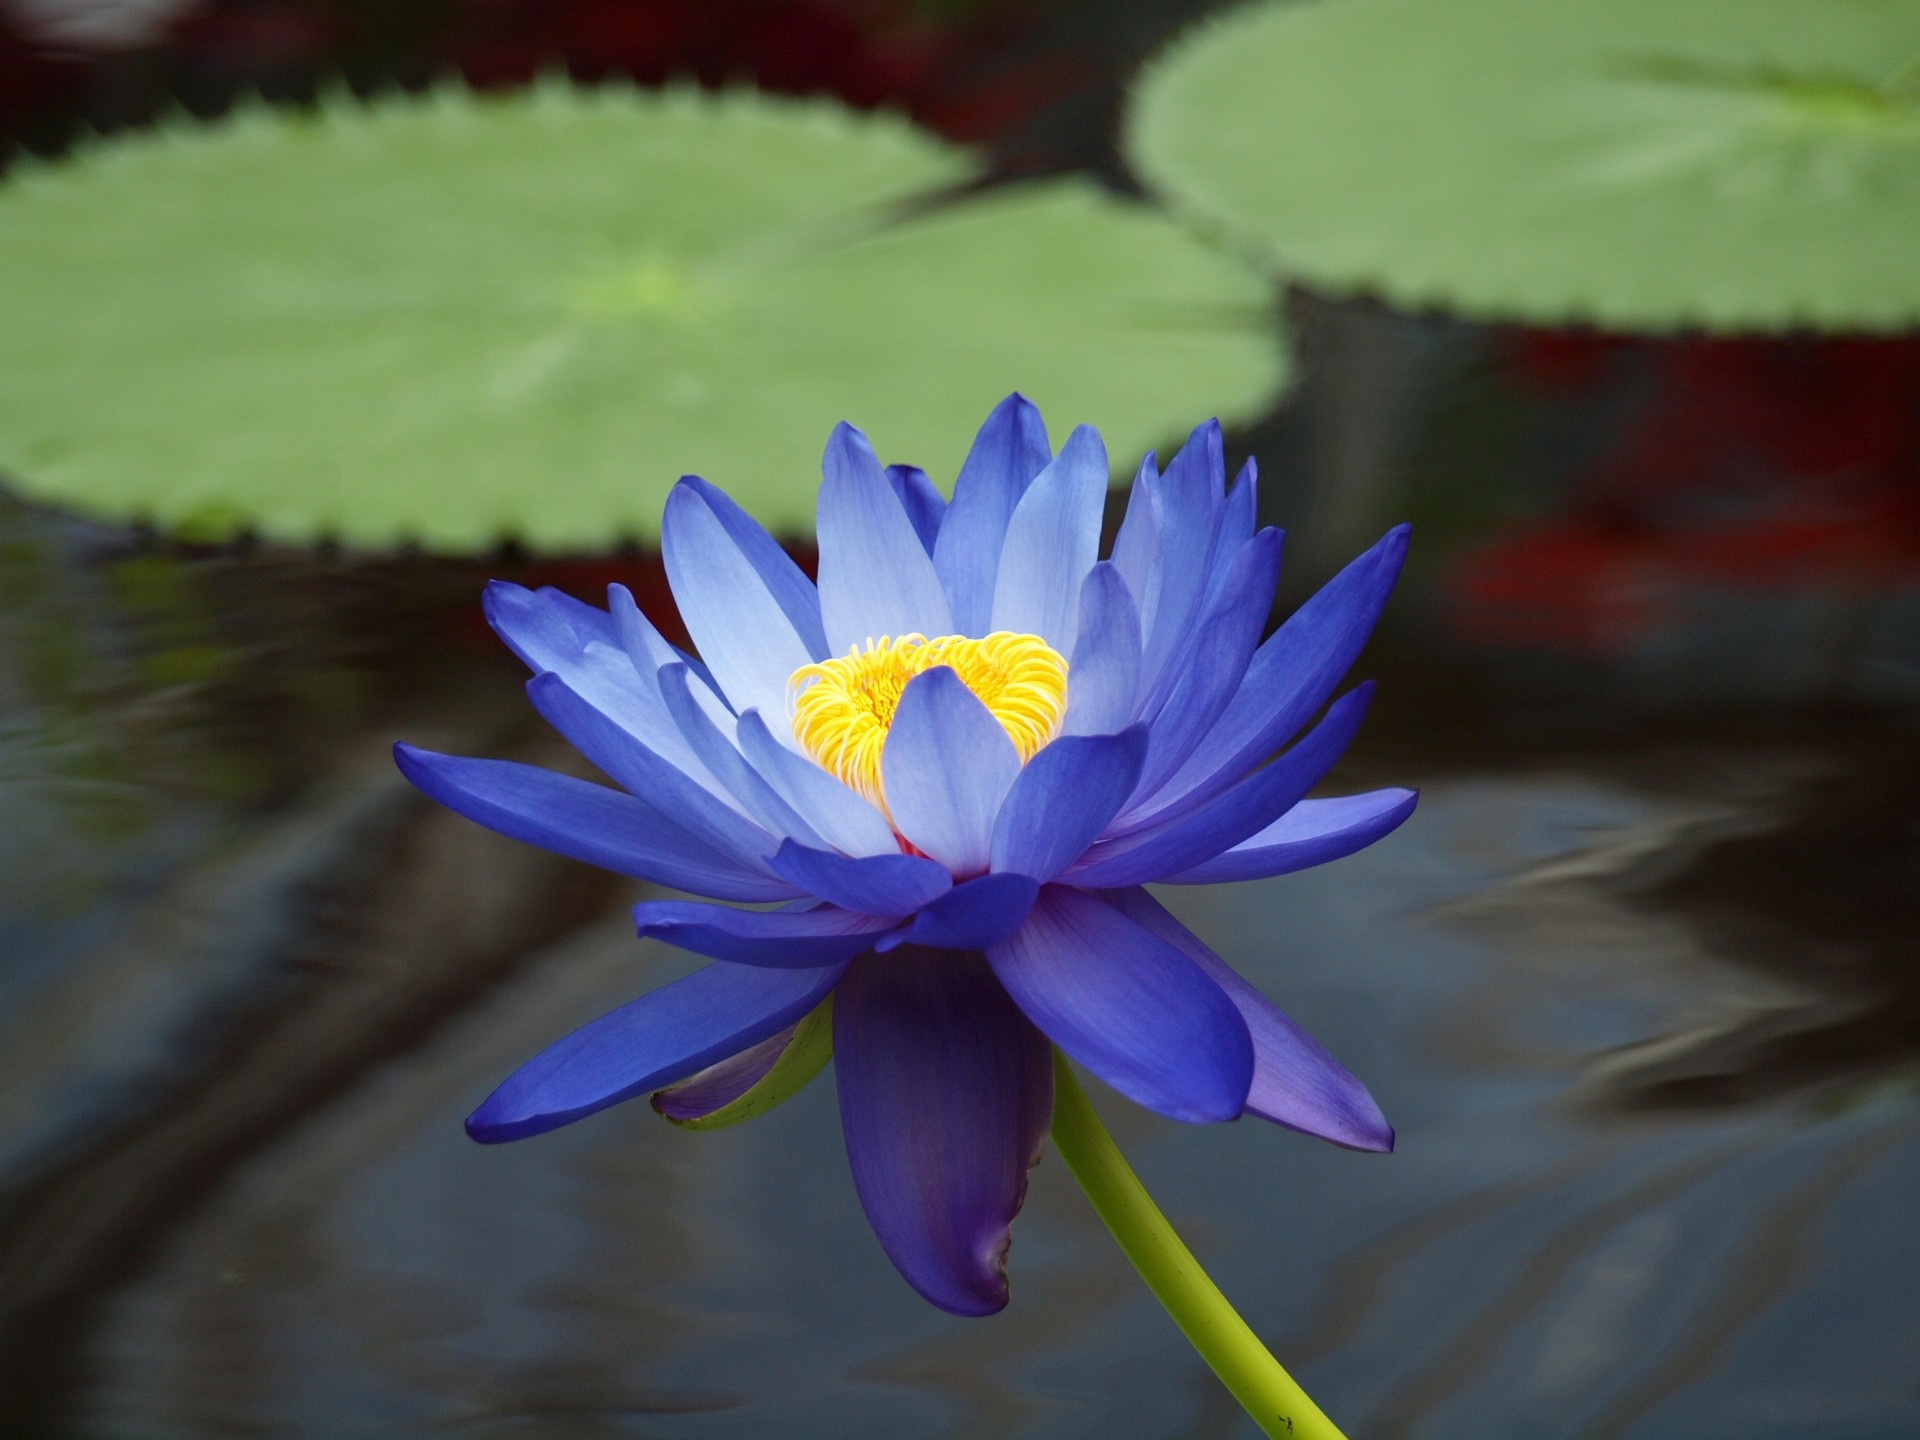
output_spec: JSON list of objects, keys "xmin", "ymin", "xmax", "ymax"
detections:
[
  {"xmin": 663, "ymin": 479, "xmax": 821, "ymax": 726},
  {"xmin": 817, "ymin": 422, "xmax": 951, "ymax": 652},
  {"xmin": 736, "ymin": 711, "xmax": 900, "ymax": 858},
  {"xmin": 466, "ymin": 959, "xmax": 846, "ymax": 1142},
  {"xmin": 1066, "ymin": 683, "xmax": 1373, "ymax": 889},
  {"xmin": 882, "ymin": 667, "xmax": 1020, "ymax": 876},
  {"xmin": 934, "ymin": 393, "xmax": 1051, "ymax": 635},
  {"xmin": 768, "ymin": 839, "xmax": 953, "ymax": 916},
  {"xmin": 657, "ymin": 664, "xmax": 824, "ymax": 848},
  {"xmin": 392, "ymin": 744, "xmax": 796, "ymax": 902},
  {"xmin": 1144, "ymin": 525, "xmax": 1409, "ymax": 826},
  {"xmin": 653, "ymin": 995, "xmax": 835, "ymax": 1128},
  {"xmin": 834, "ymin": 948, "xmax": 1053, "ymax": 1315},
  {"xmin": 1130, "ymin": 528, "xmax": 1282, "ymax": 800},
  {"xmin": 1162, "ymin": 790, "xmax": 1418, "ymax": 884},
  {"xmin": 989, "ymin": 423, "xmax": 1108, "ymax": 653},
  {"xmin": 986, "ymin": 886, "xmax": 1252, "ymax": 1124},
  {"xmin": 1061, "ymin": 563, "xmax": 1143, "ymax": 737},
  {"xmin": 526, "ymin": 672, "xmax": 777, "ymax": 868},
  {"xmin": 1104, "ymin": 888, "xmax": 1393, "ymax": 1151},
  {"xmin": 672, "ymin": 474, "xmax": 828, "ymax": 657},
  {"xmin": 633, "ymin": 899, "xmax": 898, "ymax": 967},
  {"xmin": 989, "ymin": 728, "xmax": 1147, "ymax": 883},
  {"xmin": 885, "ymin": 872, "xmax": 1040, "ymax": 952},
  {"xmin": 887, "ymin": 464, "xmax": 947, "ymax": 555}
]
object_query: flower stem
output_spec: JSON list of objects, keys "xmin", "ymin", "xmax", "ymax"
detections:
[{"xmin": 1048, "ymin": 1051, "xmax": 1348, "ymax": 1440}]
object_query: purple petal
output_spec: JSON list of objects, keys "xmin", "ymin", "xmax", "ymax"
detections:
[
  {"xmin": 986, "ymin": 886, "xmax": 1252, "ymax": 1123},
  {"xmin": 768, "ymin": 840, "xmax": 952, "ymax": 916},
  {"xmin": 466, "ymin": 959, "xmax": 846, "ymax": 1142},
  {"xmin": 526, "ymin": 672, "xmax": 778, "ymax": 870},
  {"xmin": 633, "ymin": 899, "xmax": 898, "ymax": 967},
  {"xmin": 1144, "ymin": 525, "xmax": 1409, "ymax": 827},
  {"xmin": 885, "ymin": 872, "xmax": 1040, "ymax": 951},
  {"xmin": 1066, "ymin": 683, "xmax": 1373, "ymax": 889},
  {"xmin": 834, "ymin": 948, "xmax": 1052, "ymax": 1315},
  {"xmin": 934, "ymin": 393, "xmax": 1052, "ymax": 635},
  {"xmin": 663, "ymin": 480, "xmax": 820, "ymax": 725},
  {"xmin": 1104, "ymin": 888, "xmax": 1393, "ymax": 1151},
  {"xmin": 651, "ymin": 1023, "xmax": 799, "ymax": 1124},
  {"xmin": 882, "ymin": 667, "xmax": 1019, "ymax": 876},
  {"xmin": 817, "ymin": 422, "xmax": 951, "ymax": 652},
  {"xmin": 989, "ymin": 728, "xmax": 1147, "ymax": 883},
  {"xmin": 990, "ymin": 423, "xmax": 1108, "ymax": 653},
  {"xmin": 393, "ymin": 744, "xmax": 796, "ymax": 902},
  {"xmin": 1162, "ymin": 790, "xmax": 1418, "ymax": 884},
  {"xmin": 887, "ymin": 464, "xmax": 947, "ymax": 555},
  {"xmin": 1061, "ymin": 563, "xmax": 1143, "ymax": 737},
  {"xmin": 1136, "ymin": 421, "xmax": 1226, "ymax": 698}
]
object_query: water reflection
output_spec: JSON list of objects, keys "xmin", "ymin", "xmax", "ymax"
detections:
[{"xmin": 0, "ymin": 491, "xmax": 1912, "ymax": 1437}]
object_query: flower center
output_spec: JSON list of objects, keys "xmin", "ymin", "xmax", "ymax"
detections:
[{"xmin": 788, "ymin": 633, "xmax": 1068, "ymax": 806}]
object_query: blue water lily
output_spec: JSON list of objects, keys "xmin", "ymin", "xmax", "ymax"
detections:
[{"xmin": 396, "ymin": 395, "xmax": 1413, "ymax": 1317}]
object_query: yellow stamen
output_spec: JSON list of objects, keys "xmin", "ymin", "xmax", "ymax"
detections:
[{"xmin": 789, "ymin": 632, "xmax": 1068, "ymax": 808}]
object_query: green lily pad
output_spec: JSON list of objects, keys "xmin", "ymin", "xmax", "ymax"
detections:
[
  {"xmin": 1130, "ymin": 0, "xmax": 1920, "ymax": 333},
  {"xmin": 0, "ymin": 82, "xmax": 1285, "ymax": 550}
]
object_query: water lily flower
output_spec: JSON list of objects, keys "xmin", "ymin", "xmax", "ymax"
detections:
[{"xmin": 395, "ymin": 395, "xmax": 1412, "ymax": 1317}]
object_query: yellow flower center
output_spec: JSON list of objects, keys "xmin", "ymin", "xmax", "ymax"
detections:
[{"xmin": 788, "ymin": 633, "xmax": 1069, "ymax": 807}]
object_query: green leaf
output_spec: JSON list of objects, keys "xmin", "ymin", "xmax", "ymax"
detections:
[
  {"xmin": 1130, "ymin": 0, "xmax": 1920, "ymax": 333},
  {"xmin": 655, "ymin": 993, "xmax": 835, "ymax": 1132},
  {"xmin": 0, "ymin": 82, "xmax": 1285, "ymax": 550}
]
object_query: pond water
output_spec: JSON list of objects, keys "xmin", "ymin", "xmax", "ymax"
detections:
[{"xmin": 2, "ymin": 2, "xmax": 1918, "ymax": 1436}]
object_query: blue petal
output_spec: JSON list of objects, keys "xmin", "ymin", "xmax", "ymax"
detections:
[
  {"xmin": 1145, "ymin": 525, "xmax": 1409, "ymax": 826},
  {"xmin": 736, "ymin": 711, "xmax": 900, "ymax": 858},
  {"xmin": 768, "ymin": 840, "xmax": 953, "ymax": 916},
  {"xmin": 1108, "ymin": 451, "xmax": 1160, "ymax": 606},
  {"xmin": 817, "ymin": 422, "xmax": 952, "ymax": 652},
  {"xmin": 664, "ymin": 480, "xmax": 821, "ymax": 725},
  {"xmin": 483, "ymin": 580, "xmax": 616, "ymax": 672},
  {"xmin": 393, "ymin": 744, "xmax": 796, "ymax": 902},
  {"xmin": 934, "ymin": 393, "xmax": 1051, "ymax": 635},
  {"xmin": 656, "ymin": 665, "xmax": 824, "ymax": 848},
  {"xmin": 1198, "ymin": 457, "xmax": 1259, "ymax": 612},
  {"xmin": 887, "ymin": 464, "xmax": 947, "ymax": 555},
  {"xmin": 884, "ymin": 872, "xmax": 1040, "ymax": 951},
  {"xmin": 466, "ymin": 959, "xmax": 845, "ymax": 1142},
  {"xmin": 990, "ymin": 424, "xmax": 1108, "ymax": 652},
  {"xmin": 1105, "ymin": 888, "xmax": 1393, "ymax": 1150},
  {"xmin": 987, "ymin": 886, "xmax": 1252, "ymax": 1123},
  {"xmin": 1136, "ymin": 421, "xmax": 1226, "ymax": 698},
  {"xmin": 633, "ymin": 898, "xmax": 898, "ymax": 966},
  {"xmin": 526, "ymin": 672, "xmax": 778, "ymax": 869},
  {"xmin": 882, "ymin": 667, "xmax": 1019, "ymax": 876},
  {"xmin": 1065, "ymin": 683, "xmax": 1374, "ymax": 888},
  {"xmin": 989, "ymin": 728, "xmax": 1147, "ymax": 883},
  {"xmin": 1131, "ymin": 529, "xmax": 1282, "ymax": 800},
  {"xmin": 1162, "ymin": 789, "xmax": 1418, "ymax": 884},
  {"xmin": 673, "ymin": 475, "xmax": 828, "ymax": 656},
  {"xmin": 1061, "ymin": 563, "xmax": 1143, "ymax": 737},
  {"xmin": 834, "ymin": 948, "xmax": 1052, "ymax": 1315}
]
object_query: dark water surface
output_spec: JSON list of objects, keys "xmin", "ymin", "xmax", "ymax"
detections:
[
  {"xmin": 0, "ymin": 492, "xmax": 1914, "ymax": 1439},
  {"xmin": 3, "ymin": 1, "xmax": 1919, "ymax": 1434}
]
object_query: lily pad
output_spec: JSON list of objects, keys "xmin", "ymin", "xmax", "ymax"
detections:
[
  {"xmin": 1130, "ymin": 0, "xmax": 1920, "ymax": 332},
  {"xmin": 0, "ymin": 82, "xmax": 1285, "ymax": 550}
]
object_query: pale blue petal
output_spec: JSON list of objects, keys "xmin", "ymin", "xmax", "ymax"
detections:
[
  {"xmin": 736, "ymin": 711, "xmax": 900, "ymax": 858},
  {"xmin": 881, "ymin": 667, "xmax": 1020, "ymax": 877},
  {"xmin": 657, "ymin": 665, "xmax": 825, "ymax": 848},
  {"xmin": 817, "ymin": 423, "xmax": 951, "ymax": 652},
  {"xmin": 934, "ymin": 393, "xmax": 1051, "ymax": 635},
  {"xmin": 1061, "ymin": 563, "xmax": 1143, "ymax": 737},
  {"xmin": 664, "ymin": 480, "xmax": 820, "ymax": 725},
  {"xmin": 989, "ymin": 424, "xmax": 1108, "ymax": 652},
  {"xmin": 673, "ymin": 475, "xmax": 827, "ymax": 657}
]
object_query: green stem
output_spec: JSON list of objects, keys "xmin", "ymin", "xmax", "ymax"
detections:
[{"xmin": 1048, "ymin": 1051, "xmax": 1348, "ymax": 1440}]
